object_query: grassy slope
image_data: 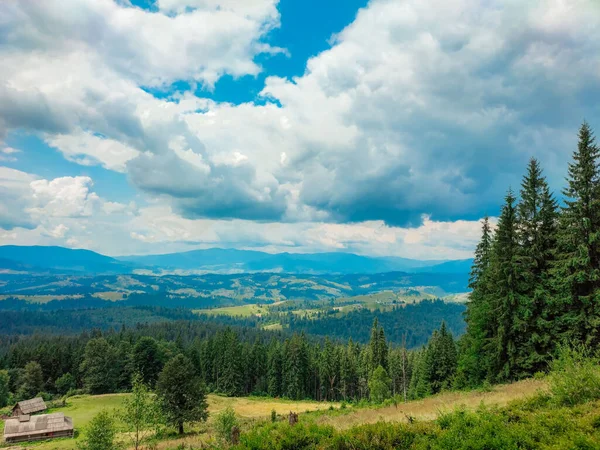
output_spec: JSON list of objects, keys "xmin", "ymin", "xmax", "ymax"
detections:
[
  {"xmin": 2, "ymin": 379, "xmax": 545, "ymax": 449},
  {"xmin": 0, "ymin": 394, "xmax": 339, "ymax": 450},
  {"xmin": 316, "ymin": 379, "xmax": 547, "ymax": 429}
]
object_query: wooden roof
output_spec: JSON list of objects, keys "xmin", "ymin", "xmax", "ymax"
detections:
[
  {"xmin": 14, "ymin": 397, "xmax": 47, "ymax": 415},
  {"xmin": 3, "ymin": 413, "xmax": 73, "ymax": 439}
]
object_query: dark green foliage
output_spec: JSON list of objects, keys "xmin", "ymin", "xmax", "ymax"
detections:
[
  {"xmin": 368, "ymin": 365, "xmax": 391, "ymax": 403},
  {"xmin": 79, "ymin": 410, "xmax": 119, "ymax": 450},
  {"xmin": 281, "ymin": 300, "xmax": 466, "ymax": 347},
  {"xmin": 459, "ymin": 122, "xmax": 600, "ymax": 386},
  {"xmin": 488, "ymin": 189, "xmax": 522, "ymax": 382},
  {"xmin": 55, "ymin": 372, "xmax": 76, "ymax": 395},
  {"xmin": 19, "ymin": 361, "xmax": 44, "ymax": 399},
  {"xmin": 515, "ymin": 158, "xmax": 558, "ymax": 376},
  {"xmin": 457, "ymin": 217, "xmax": 494, "ymax": 387},
  {"xmin": 80, "ymin": 338, "xmax": 118, "ymax": 394},
  {"xmin": 132, "ymin": 337, "xmax": 164, "ymax": 388},
  {"xmin": 409, "ymin": 323, "xmax": 457, "ymax": 399},
  {"xmin": 156, "ymin": 354, "xmax": 208, "ymax": 434},
  {"xmin": 554, "ymin": 122, "xmax": 600, "ymax": 347},
  {"xmin": 0, "ymin": 370, "xmax": 9, "ymax": 407}
]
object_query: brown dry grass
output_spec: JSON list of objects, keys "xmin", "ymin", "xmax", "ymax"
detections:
[
  {"xmin": 207, "ymin": 394, "xmax": 339, "ymax": 417},
  {"xmin": 316, "ymin": 378, "xmax": 548, "ymax": 430}
]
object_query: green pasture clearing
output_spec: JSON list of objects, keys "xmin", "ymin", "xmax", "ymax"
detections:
[{"xmin": 193, "ymin": 303, "xmax": 269, "ymax": 317}]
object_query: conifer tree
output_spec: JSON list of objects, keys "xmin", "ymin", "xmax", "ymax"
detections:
[
  {"xmin": 488, "ymin": 190, "xmax": 522, "ymax": 381},
  {"xmin": 555, "ymin": 121, "xmax": 600, "ymax": 346},
  {"xmin": 515, "ymin": 158, "xmax": 558, "ymax": 375},
  {"xmin": 456, "ymin": 217, "xmax": 494, "ymax": 386},
  {"xmin": 431, "ymin": 322, "xmax": 457, "ymax": 392},
  {"xmin": 267, "ymin": 342, "xmax": 282, "ymax": 397}
]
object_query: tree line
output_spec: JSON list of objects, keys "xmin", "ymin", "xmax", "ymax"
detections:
[
  {"xmin": 0, "ymin": 317, "xmax": 458, "ymax": 408},
  {"xmin": 457, "ymin": 122, "xmax": 600, "ymax": 387}
]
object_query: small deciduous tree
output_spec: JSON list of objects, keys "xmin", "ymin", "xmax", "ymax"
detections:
[
  {"xmin": 78, "ymin": 410, "xmax": 119, "ymax": 450},
  {"xmin": 215, "ymin": 406, "xmax": 239, "ymax": 444},
  {"xmin": 156, "ymin": 354, "xmax": 208, "ymax": 435},
  {"xmin": 117, "ymin": 375, "xmax": 161, "ymax": 450}
]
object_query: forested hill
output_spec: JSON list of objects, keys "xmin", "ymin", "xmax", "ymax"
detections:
[{"xmin": 282, "ymin": 301, "xmax": 466, "ymax": 347}]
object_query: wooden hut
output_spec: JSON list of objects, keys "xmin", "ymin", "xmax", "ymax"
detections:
[
  {"xmin": 3, "ymin": 413, "xmax": 74, "ymax": 443},
  {"xmin": 12, "ymin": 398, "xmax": 47, "ymax": 417}
]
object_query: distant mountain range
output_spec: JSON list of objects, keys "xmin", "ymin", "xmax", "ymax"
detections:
[{"xmin": 0, "ymin": 245, "xmax": 473, "ymax": 276}]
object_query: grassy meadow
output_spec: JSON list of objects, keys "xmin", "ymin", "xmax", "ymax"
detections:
[{"xmin": 0, "ymin": 378, "xmax": 547, "ymax": 450}]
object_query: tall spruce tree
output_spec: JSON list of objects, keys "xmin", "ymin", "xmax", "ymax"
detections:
[
  {"xmin": 555, "ymin": 121, "xmax": 600, "ymax": 346},
  {"xmin": 489, "ymin": 189, "xmax": 522, "ymax": 381},
  {"xmin": 515, "ymin": 158, "xmax": 558, "ymax": 375},
  {"xmin": 456, "ymin": 217, "xmax": 494, "ymax": 386}
]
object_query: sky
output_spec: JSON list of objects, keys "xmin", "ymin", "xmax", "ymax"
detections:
[{"xmin": 0, "ymin": 0, "xmax": 599, "ymax": 259}]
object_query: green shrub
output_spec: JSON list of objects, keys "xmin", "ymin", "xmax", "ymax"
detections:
[
  {"xmin": 215, "ymin": 406, "xmax": 239, "ymax": 444},
  {"xmin": 549, "ymin": 345, "xmax": 600, "ymax": 406},
  {"xmin": 78, "ymin": 410, "xmax": 120, "ymax": 450},
  {"xmin": 238, "ymin": 422, "xmax": 335, "ymax": 450}
]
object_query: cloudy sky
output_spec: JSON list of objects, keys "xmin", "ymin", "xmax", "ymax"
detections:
[{"xmin": 0, "ymin": 0, "xmax": 599, "ymax": 258}]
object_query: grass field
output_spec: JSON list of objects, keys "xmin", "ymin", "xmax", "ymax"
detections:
[
  {"xmin": 314, "ymin": 378, "xmax": 547, "ymax": 430},
  {"xmin": 0, "ymin": 379, "xmax": 547, "ymax": 449},
  {"xmin": 193, "ymin": 303, "xmax": 269, "ymax": 317},
  {"xmin": 0, "ymin": 393, "xmax": 339, "ymax": 450}
]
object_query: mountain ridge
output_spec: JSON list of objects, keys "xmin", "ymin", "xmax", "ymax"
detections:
[{"xmin": 0, "ymin": 245, "xmax": 473, "ymax": 275}]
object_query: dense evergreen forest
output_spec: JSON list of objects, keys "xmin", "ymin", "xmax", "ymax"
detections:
[
  {"xmin": 0, "ymin": 318, "xmax": 455, "ymax": 405},
  {"xmin": 195, "ymin": 299, "xmax": 465, "ymax": 347},
  {"xmin": 458, "ymin": 122, "xmax": 600, "ymax": 386}
]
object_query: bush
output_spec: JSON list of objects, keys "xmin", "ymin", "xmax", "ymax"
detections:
[
  {"xmin": 78, "ymin": 410, "xmax": 120, "ymax": 450},
  {"xmin": 271, "ymin": 409, "xmax": 277, "ymax": 423},
  {"xmin": 215, "ymin": 406, "xmax": 239, "ymax": 444},
  {"xmin": 549, "ymin": 345, "xmax": 600, "ymax": 406}
]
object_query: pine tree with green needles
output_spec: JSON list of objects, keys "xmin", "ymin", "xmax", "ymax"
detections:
[
  {"xmin": 554, "ymin": 121, "xmax": 600, "ymax": 347},
  {"xmin": 488, "ymin": 190, "xmax": 522, "ymax": 381},
  {"xmin": 456, "ymin": 217, "xmax": 494, "ymax": 386},
  {"xmin": 0, "ymin": 370, "xmax": 9, "ymax": 408},
  {"xmin": 80, "ymin": 338, "xmax": 118, "ymax": 395},
  {"xmin": 132, "ymin": 337, "xmax": 164, "ymax": 388},
  {"xmin": 283, "ymin": 334, "xmax": 309, "ymax": 400},
  {"xmin": 431, "ymin": 322, "xmax": 457, "ymax": 392},
  {"xmin": 408, "ymin": 349, "xmax": 431, "ymax": 399},
  {"xmin": 515, "ymin": 158, "xmax": 558, "ymax": 375},
  {"xmin": 267, "ymin": 342, "xmax": 282, "ymax": 397},
  {"xmin": 369, "ymin": 318, "xmax": 388, "ymax": 372},
  {"xmin": 218, "ymin": 329, "xmax": 243, "ymax": 396},
  {"xmin": 368, "ymin": 365, "xmax": 391, "ymax": 403},
  {"xmin": 20, "ymin": 361, "xmax": 44, "ymax": 399}
]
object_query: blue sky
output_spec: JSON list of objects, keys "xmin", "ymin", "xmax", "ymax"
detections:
[{"xmin": 0, "ymin": 0, "xmax": 599, "ymax": 257}]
